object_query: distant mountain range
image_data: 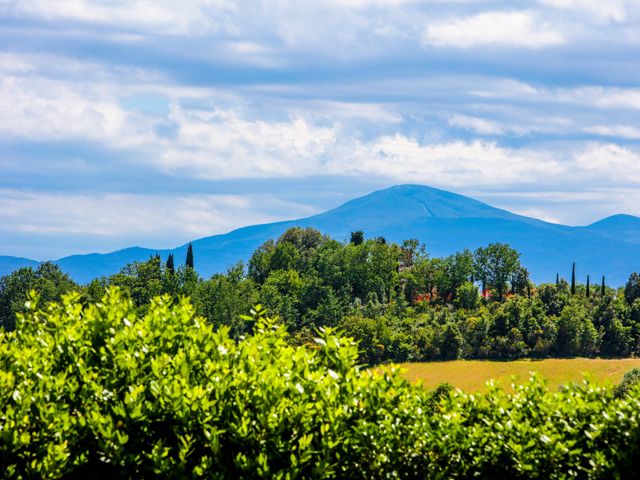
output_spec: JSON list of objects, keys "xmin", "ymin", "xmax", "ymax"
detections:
[{"xmin": 2, "ymin": 185, "xmax": 640, "ymax": 285}]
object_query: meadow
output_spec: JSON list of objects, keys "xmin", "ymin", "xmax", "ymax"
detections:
[{"xmin": 398, "ymin": 358, "xmax": 640, "ymax": 392}]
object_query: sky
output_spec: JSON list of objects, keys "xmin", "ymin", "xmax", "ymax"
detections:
[{"xmin": 1, "ymin": 0, "xmax": 640, "ymax": 260}]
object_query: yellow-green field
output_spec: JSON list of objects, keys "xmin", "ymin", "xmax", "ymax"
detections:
[{"xmin": 396, "ymin": 358, "xmax": 640, "ymax": 392}]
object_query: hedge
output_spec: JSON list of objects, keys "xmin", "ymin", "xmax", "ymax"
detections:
[{"xmin": 1, "ymin": 289, "xmax": 639, "ymax": 478}]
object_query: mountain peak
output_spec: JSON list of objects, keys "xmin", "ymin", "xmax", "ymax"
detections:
[
  {"xmin": 316, "ymin": 183, "xmax": 517, "ymax": 224},
  {"xmin": 588, "ymin": 214, "xmax": 640, "ymax": 229}
]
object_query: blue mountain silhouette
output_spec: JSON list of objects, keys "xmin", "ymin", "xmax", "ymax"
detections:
[{"xmin": 2, "ymin": 185, "xmax": 639, "ymax": 285}]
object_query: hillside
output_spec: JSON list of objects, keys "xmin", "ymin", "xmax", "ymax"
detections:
[
  {"xmin": 3, "ymin": 184, "xmax": 640, "ymax": 285},
  {"xmin": 0, "ymin": 256, "xmax": 40, "ymax": 277}
]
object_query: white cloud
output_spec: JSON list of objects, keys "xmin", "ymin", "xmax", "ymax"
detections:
[
  {"xmin": 574, "ymin": 144, "xmax": 640, "ymax": 182},
  {"xmin": 538, "ymin": 0, "xmax": 632, "ymax": 23},
  {"xmin": 159, "ymin": 108, "xmax": 339, "ymax": 178},
  {"xmin": 553, "ymin": 87, "xmax": 640, "ymax": 110},
  {"xmin": 424, "ymin": 11, "xmax": 564, "ymax": 48},
  {"xmin": 507, "ymin": 208, "xmax": 562, "ymax": 224},
  {"xmin": 0, "ymin": 189, "xmax": 318, "ymax": 252},
  {"xmin": 327, "ymin": 0, "xmax": 416, "ymax": 7},
  {"xmin": 0, "ymin": 75, "xmax": 133, "ymax": 143},
  {"xmin": 5, "ymin": 0, "xmax": 235, "ymax": 35},
  {"xmin": 446, "ymin": 113, "xmax": 505, "ymax": 135},
  {"xmin": 585, "ymin": 124, "xmax": 640, "ymax": 139},
  {"xmin": 337, "ymin": 136, "xmax": 562, "ymax": 187}
]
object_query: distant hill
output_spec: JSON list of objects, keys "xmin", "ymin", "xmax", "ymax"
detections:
[
  {"xmin": 2, "ymin": 185, "xmax": 640, "ymax": 285},
  {"xmin": 0, "ymin": 256, "xmax": 40, "ymax": 277},
  {"xmin": 582, "ymin": 214, "xmax": 640, "ymax": 244}
]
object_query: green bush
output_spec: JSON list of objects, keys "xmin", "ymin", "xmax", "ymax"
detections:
[
  {"xmin": 615, "ymin": 367, "xmax": 640, "ymax": 398},
  {"xmin": 1, "ymin": 289, "xmax": 640, "ymax": 478}
]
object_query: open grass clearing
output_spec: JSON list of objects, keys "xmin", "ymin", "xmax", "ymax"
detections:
[{"xmin": 394, "ymin": 358, "xmax": 640, "ymax": 392}]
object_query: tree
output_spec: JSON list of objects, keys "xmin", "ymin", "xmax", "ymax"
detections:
[
  {"xmin": 454, "ymin": 282, "xmax": 479, "ymax": 310},
  {"xmin": 350, "ymin": 230, "xmax": 364, "ymax": 246},
  {"xmin": 108, "ymin": 256, "xmax": 164, "ymax": 309},
  {"xmin": 400, "ymin": 238, "xmax": 421, "ymax": 268},
  {"xmin": 248, "ymin": 240, "xmax": 275, "ymax": 283},
  {"xmin": 511, "ymin": 266, "xmax": 530, "ymax": 295},
  {"xmin": 440, "ymin": 323, "xmax": 464, "ymax": 360},
  {"xmin": 473, "ymin": 243, "xmax": 521, "ymax": 301},
  {"xmin": 186, "ymin": 243, "xmax": 194, "ymax": 269},
  {"xmin": 571, "ymin": 262, "xmax": 576, "ymax": 295},
  {"xmin": 556, "ymin": 273, "xmax": 559, "ymax": 286},
  {"xmin": 0, "ymin": 262, "xmax": 77, "ymax": 331},
  {"xmin": 624, "ymin": 272, "xmax": 640, "ymax": 305},
  {"xmin": 166, "ymin": 254, "xmax": 175, "ymax": 275},
  {"xmin": 602, "ymin": 276, "xmax": 606, "ymax": 297},
  {"xmin": 601, "ymin": 318, "xmax": 632, "ymax": 357},
  {"xmin": 437, "ymin": 250, "xmax": 474, "ymax": 301}
]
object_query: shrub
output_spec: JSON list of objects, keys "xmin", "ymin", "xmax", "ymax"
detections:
[
  {"xmin": 1, "ymin": 290, "xmax": 640, "ymax": 478},
  {"xmin": 615, "ymin": 368, "xmax": 640, "ymax": 398}
]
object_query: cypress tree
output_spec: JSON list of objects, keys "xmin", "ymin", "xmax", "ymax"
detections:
[
  {"xmin": 586, "ymin": 275, "xmax": 590, "ymax": 298},
  {"xmin": 166, "ymin": 254, "xmax": 175, "ymax": 275},
  {"xmin": 601, "ymin": 275, "xmax": 606, "ymax": 297},
  {"xmin": 556, "ymin": 273, "xmax": 559, "ymax": 286},
  {"xmin": 571, "ymin": 262, "xmax": 576, "ymax": 295},
  {"xmin": 350, "ymin": 231, "xmax": 364, "ymax": 246},
  {"xmin": 186, "ymin": 243, "xmax": 194, "ymax": 269}
]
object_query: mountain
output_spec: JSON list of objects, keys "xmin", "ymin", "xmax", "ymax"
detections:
[
  {"xmin": 2, "ymin": 184, "xmax": 640, "ymax": 285},
  {"xmin": 583, "ymin": 214, "xmax": 640, "ymax": 244},
  {"xmin": 0, "ymin": 256, "xmax": 40, "ymax": 277}
]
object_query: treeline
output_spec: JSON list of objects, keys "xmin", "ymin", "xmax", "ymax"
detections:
[{"xmin": 2, "ymin": 227, "xmax": 640, "ymax": 364}]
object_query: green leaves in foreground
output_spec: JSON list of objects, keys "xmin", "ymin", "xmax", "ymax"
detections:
[{"xmin": 1, "ymin": 289, "xmax": 639, "ymax": 478}]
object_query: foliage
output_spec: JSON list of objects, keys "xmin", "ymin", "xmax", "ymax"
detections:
[
  {"xmin": 624, "ymin": 272, "xmax": 640, "ymax": 305},
  {"xmin": 2, "ymin": 228, "xmax": 640, "ymax": 365},
  {"xmin": 473, "ymin": 243, "xmax": 522, "ymax": 300},
  {"xmin": 1, "ymin": 292, "xmax": 640, "ymax": 478},
  {"xmin": 0, "ymin": 262, "xmax": 77, "ymax": 331},
  {"xmin": 615, "ymin": 368, "xmax": 640, "ymax": 398}
]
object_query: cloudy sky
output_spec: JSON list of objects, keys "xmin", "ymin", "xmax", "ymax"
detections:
[{"xmin": 1, "ymin": 0, "xmax": 640, "ymax": 259}]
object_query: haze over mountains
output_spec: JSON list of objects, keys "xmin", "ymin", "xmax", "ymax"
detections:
[{"xmin": 3, "ymin": 185, "xmax": 640, "ymax": 286}]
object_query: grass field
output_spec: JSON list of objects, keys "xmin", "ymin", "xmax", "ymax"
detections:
[{"xmin": 395, "ymin": 358, "xmax": 640, "ymax": 392}]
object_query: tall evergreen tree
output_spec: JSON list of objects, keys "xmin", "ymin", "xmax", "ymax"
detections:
[
  {"xmin": 571, "ymin": 262, "xmax": 576, "ymax": 295},
  {"xmin": 586, "ymin": 275, "xmax": 590, "ymax": 298},
  {"xmin": 556, "ymin": 273, "xmax": 559, "ymax": 286},
  {"xmin": 350, "ymin": 231, "xmax": 364, "ymax": 246},
  {"xmin": 186, "ymin": 243, "xmax": 194, "ymax": 269},
  {"xmin": 166, "ymin": 254, "xmax": 175, "ymax": 275},
  {"xmin": 601, "ymin": 275, "xmax": 606, "ymax": 297}
]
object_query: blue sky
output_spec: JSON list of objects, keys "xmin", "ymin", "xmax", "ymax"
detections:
[{"xmin": 1, "ymin": 0, "xmax": 640, "ymax": 259}]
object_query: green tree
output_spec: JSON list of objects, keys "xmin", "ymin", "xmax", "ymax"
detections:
[
  {"xmin": 473, "ymin": 243, "xmax": 521, "ymax": 301},
  {"xmin": 192, "ymin": 263, "xmax": 258, "ymax": 337},
  {"xmin": 350, "ymin": 230, "xmax": 364, "ymax": 246},
  {"xmin": 108, "ymin": 255, "xmax": 164, "ymax": 309},
  {"xmin": 555, "ymin": 303, "xmax": 599, "ymax": 357},
  {"xmin": 0, "ymin": 262, "xmax": 77, "ymax": 330},
  {"xmin": 624, "ymin": 272, "xmax": 640, "ymax": 305},
  {"xmin": 571, "ymin": 262, "xmax": 576, "ymax": 295},
  {"xmin": 166, "ymin": 253, "xmax": 175, "ymax": 275},
  {"xmin": 440, "ymin": 323, "xmax": 464, "ymax": 359},
  {"xmin": 511, "ymin": 266, "xmax": 530, "ymax": 295},
  {"xmin": 186, "ymin": 243, "xmax": 194, "ymax": 269},
  {"xmin": 248, "ymin": 239, "xmax": 275, "ymax": 283},
  {"xmin": 454, "ymin": 282, "xmax": 479, "ymax": 310}
]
